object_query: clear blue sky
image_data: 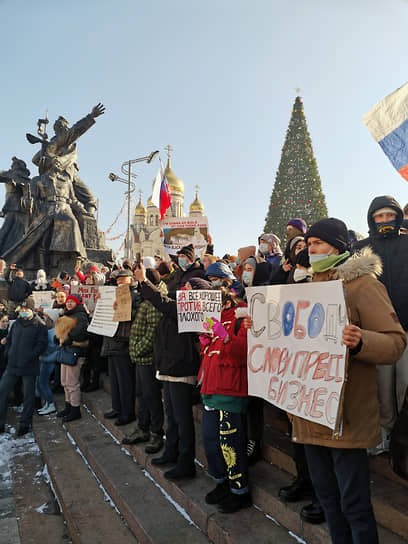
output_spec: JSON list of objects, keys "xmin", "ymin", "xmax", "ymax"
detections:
[{"xmin": 1, "ymin": 0, "xmax": 408, "ymax": 258}]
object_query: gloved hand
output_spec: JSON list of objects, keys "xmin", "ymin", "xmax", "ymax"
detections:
[
  {"xmin": 53, "ymin": 335, "xmax": 60, "ymax": 345},
  {"xmin": 62, "ymin": 337, "xmax": 73, "ymax": 347},
  {"xmin": 212, "ymin": 319, "xmax": 228, "ymax": 340},
  {"xmin": 199, "ymin": 335, "xmax": 211, "ymax": 347}
]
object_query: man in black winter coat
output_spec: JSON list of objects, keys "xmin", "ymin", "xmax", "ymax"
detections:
[
  {"xmin": 0, "ymin": 297, "xmax": 48, "ymax": 435},
  {"xmin": 355, "ymin": 195, "xmax": 408, "ymax": 447},
  {"xmin": 6, "ymin": 264, "xmax": 32, "ymax": 317}
]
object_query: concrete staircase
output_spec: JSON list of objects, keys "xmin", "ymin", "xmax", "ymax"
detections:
[{"xmin": 30, "ymin": 375, "xmax": 408, "ymax": 543}]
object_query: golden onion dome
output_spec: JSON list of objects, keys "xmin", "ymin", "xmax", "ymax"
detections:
[
  {"xmin": 164, "ymin": 158, "xmax": 184, "ymax": 194},
  {"xmin": 189, "ymin": 191, "xmax": 204, "ymax": 213},
  {"xmin": 147, "ymin": 195, "xmax": 155, "ymax": 207},
  {"xmin": 134, "ymin": 196, "xmax": 146, "ymax": 215}
]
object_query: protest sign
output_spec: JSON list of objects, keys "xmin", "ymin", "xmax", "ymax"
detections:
[
  {"xmin": 177, "ymin": 289, "xmax": 222, "ymax": 333},
  {"xmin": 113, "ymin": 284, "xmax": 132, "ymax": 322},
  {"xmin": 32, "ymin": 291, "xmax": 54, "ymax": 309},
  {"xmin": 160, "ymin": 216, "xmax": 208, "ymax": 258},
  {"xmin": 71, "ymin": 284, "xmax": 100, "ymax": 315},
  {"xmin": 88, "ymin": 286, "xmax": 119, "ymax": 337},
  {"xmin": 246, "ymin": 281, "xmax": 348, "ymax": 430}
]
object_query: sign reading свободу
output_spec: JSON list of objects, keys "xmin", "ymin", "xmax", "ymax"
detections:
[
  {"xmin": 177, "ymin": 289, "xmax": 222, "ymax": 333},
  {"xmin": 246, "ymin": 280, "xmax": 348, "ymax": 430}
]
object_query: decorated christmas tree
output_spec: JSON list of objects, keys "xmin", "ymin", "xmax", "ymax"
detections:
[{"xmin": 264, "ymin": 95, "xmax": 328, "ymax": 243}]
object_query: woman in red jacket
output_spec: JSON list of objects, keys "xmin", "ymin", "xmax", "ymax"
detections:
[{"xmin": 198, "ymin": 287, "xmax": 251, "ymax": 513}]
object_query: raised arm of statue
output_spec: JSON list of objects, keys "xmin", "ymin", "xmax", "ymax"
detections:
[{"xmin": 56, "ymin": 103, "xmax": 105, "ymax": 151}]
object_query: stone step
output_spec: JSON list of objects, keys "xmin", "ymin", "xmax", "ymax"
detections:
[
  {"xmin": 82, "ymin": 389, "xmax": 313, "ymax": 544},
  {"xmin": 60, "ymin": 408, "xmax": 210, "ymax": 543},
  {"xmin": 85, "ymin": 387, "xmax": 407, "ymax": 544},
  {"xmin": 33, "ymin": 411, "xmax": 138, "ymax": 544},
  {"xmin": 2, "ymin": 407, "xmax": 68, "ymax": 544}
]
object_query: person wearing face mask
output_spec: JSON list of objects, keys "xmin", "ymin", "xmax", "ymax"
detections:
[
  {"xmin": 0, "ymin": 297, "xmax": 48, "ymax": 435},
  {"xmin": 169, "ymin": 244, "xmax": 206, "ymax": 298},
  {"xmin": 205, "ymin": 261, "xmax": 243, "ymax": 296},
  {"xmin": 241, "ymin": 257, "xmax": 272, "ymax": 290},
  {"xmin": 355, "ymin": 196, "xmax": 408, "ymax": 454},
  {"xmin": 258, "ymin": 233, "xmax": 282, "ymax": 277},
  {"xmin": 289, "ymin": 217, "xmax": 406, "ymax": 543}
]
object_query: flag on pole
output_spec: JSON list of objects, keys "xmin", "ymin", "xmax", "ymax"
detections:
[
  {"xmin": 152, "ymin": 159, "xmax": 172, "ymax": 219},
  {"xmin": 363, "ymin": 81, "xmax": 408, "ymax": 182}
]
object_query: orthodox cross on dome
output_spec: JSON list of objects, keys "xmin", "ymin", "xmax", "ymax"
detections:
[
  {"xmin": 164, "ymin": 144, "xmax": 173, "ymax": 159},
  {"xmin": 195, "ymin": 184, "xmax": 200, "ymax": 197},
  {"xmin": 138, "ymin": 189, "xmax": 143, "ymax": 200},
  {"xmin": 295, "ymin": 86, "xmax": 302, "ymax": 96}
]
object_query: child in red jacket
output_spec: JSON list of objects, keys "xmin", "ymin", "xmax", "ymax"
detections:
[{"xmin": 198, "ymin": 287, "xmax": 251, "ymax": 513}]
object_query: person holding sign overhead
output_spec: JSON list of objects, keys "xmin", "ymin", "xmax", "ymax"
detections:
[{"xmin": 292, "ymin": 218, "xmax": 406, "ymax": 544}]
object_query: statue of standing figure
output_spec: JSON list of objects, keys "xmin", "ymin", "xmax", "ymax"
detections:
[
  {"xmin": 2, "ymin": 104, "xmax": 105, "ymax": 272},
  {"xmin": 0, "ymin": 157, "xmax": 32, "ymax": 255}
]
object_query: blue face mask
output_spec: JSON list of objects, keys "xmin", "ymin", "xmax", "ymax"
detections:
[
  {"xmin": 178, "ymin": 257, "xmax": 188, "ymax": 270},
  {"xmin": 375, "ymin": 219, "xmax": 397, "ymax": 235},
  {"xmin": 229, "ymin": 262, "xmax": 237, "ymax": 270},
  {"xmin": 19, "ymin": 311, "xmax": 32, "ymax": 319},
  {"xmin": 242, "ymin": 270, "xmax": 253, "ymax": 286},
  {"xmin": 211, "ymin": 279, "xmax": 222, "ymax": 288}
]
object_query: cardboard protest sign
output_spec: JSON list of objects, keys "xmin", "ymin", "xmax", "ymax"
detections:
[
  {"xmin": 113, "ymin": 284, "xmax": 132, "ymax": 322},
  {"xmin": 32, "ymin": 291, "xmax": 54, "ymax": 309},
  {"xmin": 87, "ymin": 286, "xmax": 119, "ymax": 337},
  {"xmin": 71, "ymin": 284, "xmax": 100, "ymax": 315},
  {"xmin": 160, "ymin": 216, "xmax": 208, "ymax": 258},
  {"xmin": 246, "ymin": 281, "xmax": 348, "ymax": 430},
  {"xmin": 177, "ymin": 289, "xmax": 222, "ymax": 333}
]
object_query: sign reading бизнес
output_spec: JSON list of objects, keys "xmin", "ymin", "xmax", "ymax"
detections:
[{"xmin": 246, "ymin": 281, "xmax": 348, "ymax": 430}]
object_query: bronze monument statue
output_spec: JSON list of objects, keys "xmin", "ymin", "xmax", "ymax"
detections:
[{"xmin": 1, "ymin": 104, "xmax": 114, "ymax": 277}]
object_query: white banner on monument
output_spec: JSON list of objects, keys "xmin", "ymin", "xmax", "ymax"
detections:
[{"xmin": 246, "ymin": 280, "xmax": 348, "ymax": 430}]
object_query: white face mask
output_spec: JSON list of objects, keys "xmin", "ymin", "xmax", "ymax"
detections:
[
  {"xmin": 293, "ymin": 268, "xmax": 311, "ymax": 282},
  {"xmin": 242, "ymin": 270, "xmax": 253, "ymax": 286},
  {"xmin": 259, "ymin": 242, "xmax": 269, "ymax": 254}
]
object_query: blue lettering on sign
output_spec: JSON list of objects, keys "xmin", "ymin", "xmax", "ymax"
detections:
[
  {"xmin": 308, "ymin": 303, "xmax": 325, "ymax": 338},
  {"xmin": 282, "ymin": 302, "xmax": 295, "ymax": 336}
]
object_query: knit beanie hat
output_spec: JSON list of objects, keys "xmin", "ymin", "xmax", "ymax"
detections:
[
  {"xmin": 305, "ymin": 218, "xmax": 349, "ymax": 253},
  {"xmin": 143, "ymin": 256, "xmax": 156, "ymax": 269},
  {"xmin": 287, "ymin": 218, "xmax": 307, "ymax": 233},
  {"xmin": 244, "ymin": 256, "xmax": 257, "ymax": 270},
  {"xmin": 258, "ymin": 233, "xmax": 281, "ymax": 248},
  {"xmin": 289, "ymin": 235, "xmax": 305, "ymax": 252},
  {"xmin": 157, "ymin": 261, "xmax": 172, "ymax": 276},
  {"xmin": 188, "ymin": 278, "xmax": 213, "ymax": 290},
  {"xmin": 146, "ymin": 268, "xmax": 160, "ymax": 285},
  {"xmin": 66, "ymin": 294, "xmax": 82, "ymax": 305},
  {"xmin": 177, "ymin": 244, "xmax": 195, "ymax": 262}
]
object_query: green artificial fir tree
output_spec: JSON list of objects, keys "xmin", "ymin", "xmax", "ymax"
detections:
[{"xmin": 264, "ymin": 95, "xmax": 328, "ymax": 243}]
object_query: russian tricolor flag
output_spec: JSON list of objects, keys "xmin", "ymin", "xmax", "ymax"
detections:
[
  {"xmin": 152, "ymin": 160, "xmax": 172, "ymax": 219},
  {"xmin": 364, "ymin": 82, "xmax": 408, "ymax": 182}
]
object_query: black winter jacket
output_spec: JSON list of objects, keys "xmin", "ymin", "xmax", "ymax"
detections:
[
  {"xmin": 7, "ymin": 270, "xmax": 32, "ymax": 303},
  {"xmin": 168, "ymin": 261, "xmax": 206, "ymax": 298},
  {"xmin": 5, "ymin": 315, "xmax": 48, "ymax": 376},
  {"xmin": 355, "ymin": 195, "xmax": 408, "ymax": 330},
  {"xmin": 140, "ymin": 280, "xmax": 200, "ymax": 378},
  {"xmin": 103, "ymin": 285, "xmax": 141, "ymax": 356}
]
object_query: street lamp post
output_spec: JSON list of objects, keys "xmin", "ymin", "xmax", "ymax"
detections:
[{"xmin": 109, "ymin": 151, "xmax": 159, "ymax": 259}]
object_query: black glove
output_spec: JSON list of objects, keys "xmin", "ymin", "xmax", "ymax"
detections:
[{"xmin": 53, "ymin": 335, "xmax": 59, "ymax": 345}]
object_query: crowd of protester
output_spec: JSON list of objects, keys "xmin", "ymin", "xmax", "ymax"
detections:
[{"xmin": 0, "ymin": 195, "xmax": 407, "ymax": 543}]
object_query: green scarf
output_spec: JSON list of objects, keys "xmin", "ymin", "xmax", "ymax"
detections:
[{"xmin": 310, "ymin": 251, "xmax": 350, "ymax": 273}]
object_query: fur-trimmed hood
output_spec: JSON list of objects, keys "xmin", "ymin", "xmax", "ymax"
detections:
[
  {"xmin": 54, "ymin": 315, "xmax": 77, "ymax": 345},
  {"xmin": 331, "ymin": 247, "xmax": 382, "ymax": 284}
]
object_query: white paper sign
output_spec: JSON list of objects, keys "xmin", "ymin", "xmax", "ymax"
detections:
[
  {"xmin": 160, "ymin": 216, "xmax": 209, "ymax": 258},
  {"xmin": 176, "ymin": 289, "xmax": 222, "ymax": 333},
  {"xmin": 32, "ymin": 291, "xmax": 54, "ymax": 309},
  {"xmin": 246, "ymin": 281, "xmax": 348, "ymax": 430},
  {"xmin": 87, "ymin": 286, "xmax": 119, "ymax": 337},
  {"xmin": 71, "ymin": 284, "xmax": 100, "ymax": 315}
]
